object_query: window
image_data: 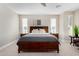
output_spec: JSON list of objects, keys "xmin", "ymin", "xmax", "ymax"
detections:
[
  {"xmin": 50, "ymin": 18, "xmax": 56, "ymax": 33},
  {"xmin": 67, "ymin": 15, "xmax": 74, "ymax": 36},
  {"xmin": 22, "ymin": 18, "xmax": 28, "ymax": 33}
]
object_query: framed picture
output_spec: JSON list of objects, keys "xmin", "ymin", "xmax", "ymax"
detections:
[{"xmin": 37, "ymin": 19, "xmax": 41, "ymax": 25}]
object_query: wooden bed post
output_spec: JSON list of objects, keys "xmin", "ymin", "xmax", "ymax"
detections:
[
  {"xmin": 57, "ymin": 45, "xmax": 59, "ymax": 53},
  {"xmin": 18, "ymin": 47, "xmax": 20, "ymax": 53}
]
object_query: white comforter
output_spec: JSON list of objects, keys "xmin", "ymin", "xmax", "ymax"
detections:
[{"xmin": 23, "ymin": 33, "xmax": 57, "ymax": 39}]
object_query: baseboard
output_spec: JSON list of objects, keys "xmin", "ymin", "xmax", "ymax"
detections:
[{"xmin": 0, "ymin": 40, "xmax": 16, "ymax": 50}]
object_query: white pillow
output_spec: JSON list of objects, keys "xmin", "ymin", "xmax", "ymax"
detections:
[
  {"xmin": 32, "ymin": 29, "xmax": 46, "ymax": 33},
  {"xmin": 32, "ymin": 29, "xmax": 39, "ymax": 33},
  {"xmin": 35, "ymin": 29, "xmax": 39, "ymax": 33},
  {"xmin": 32, "ymin": 29, "xmax": 34, "ymax": 33},
  {"xmin": 39, "ymin": 29, "xmax": 46, "ymax": 33}
]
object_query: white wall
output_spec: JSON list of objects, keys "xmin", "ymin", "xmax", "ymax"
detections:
[
  {"xmin": 19, "ymin": 15, "xmax": 59, "ymax": 33},
  {"xmin": 59, "ymin": 13, "xmax": 64, "ymax": 39},
  {"xmin": 0, "ymin": 5, "xmax": 19, "ymax": 47},
  {"xmin": 74, "ymin": 10, "xmax": 79, "ymax": 26}
]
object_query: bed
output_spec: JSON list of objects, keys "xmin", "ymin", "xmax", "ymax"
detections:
[{"xmin": 17, "ymin": 26, "xmax": 59, "ymax": 53}]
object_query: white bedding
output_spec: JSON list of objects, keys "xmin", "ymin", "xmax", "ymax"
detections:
[
  {"xmin": 32, "ymin": 29, "xmax": 46, "ymax": 33},
  {"xmin": 23, "ymin": 33, "xmax": 57, "ymax": 39}
]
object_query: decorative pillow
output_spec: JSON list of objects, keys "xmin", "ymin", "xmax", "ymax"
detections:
[
  {"xmin": 39, "ymin": 29, "xmax": 46, "ymax": 33},
  {"xmin": 32, "ymin": 29, "xmax": 39, "ymax": 33}
]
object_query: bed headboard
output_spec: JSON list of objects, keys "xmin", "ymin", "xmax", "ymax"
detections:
[{"xmin": 30, "ymin": 26, "xmax": 48, "ymax": 33}]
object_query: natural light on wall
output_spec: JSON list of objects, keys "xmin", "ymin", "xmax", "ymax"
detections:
[
  {"xmin": 22, "ymin": 18, "xmax": 28, "ymax": 33},
  {"xmin": 50, "ymin": 18, "xmax": 56, "ymax": 33}
]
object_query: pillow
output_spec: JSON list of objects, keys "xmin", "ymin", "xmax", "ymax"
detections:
[
  {"xmin": 32, "ymin": 29, "xmax": 34, "ymax": 33},
  {"xmin": 39, "ymin": 29, "xmax": 46, "ymax": 33},
  {"xmin": 32, "ymin": 29, "xmax": 39, "ymax": 33},
  {"xmin": 32, "ymin": 29, "xmax": 46, "ymax": 33}
]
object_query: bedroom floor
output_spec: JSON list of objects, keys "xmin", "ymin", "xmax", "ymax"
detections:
[{"xmin": 0, "ymin": 39, "xmax": 79, "ymax": 56}]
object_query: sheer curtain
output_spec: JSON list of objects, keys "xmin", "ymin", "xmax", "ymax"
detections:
[
  {"xmin": 22, "ymin": 18, "xmax": 28, "ymax": 33},
  {"xmin": 50, "ymin": 18, "xmax": 56, "ymax": 33},
  {"xmin": 67, "ymin": 15, "xmax": 74, "ymax": 36}
]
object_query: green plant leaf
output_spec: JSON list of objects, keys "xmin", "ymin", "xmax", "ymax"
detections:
[{"xmin": 73, "ymin": 25, "xmax": 79, "ymax": 36}]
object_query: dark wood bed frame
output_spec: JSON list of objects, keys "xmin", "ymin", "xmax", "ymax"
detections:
[
  {"xmin": 17, "ymin": 26, "xmax": 59, "ymax": 53},
  {"xmin": 30, "ymin": 26, "xmax": 48, "ymax": 33}
]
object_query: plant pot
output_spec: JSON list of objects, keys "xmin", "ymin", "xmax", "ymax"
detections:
[{"xmin": 75, "ymin": 34, "xmax": 78, "ymax": 37}]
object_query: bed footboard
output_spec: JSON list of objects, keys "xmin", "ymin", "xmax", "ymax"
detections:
[{"xmin": 17, "ymin": 41, "xmax": 59, "ymax": 53}]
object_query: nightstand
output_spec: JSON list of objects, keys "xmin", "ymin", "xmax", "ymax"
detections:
[
  {"xmin": 70, "ymin": 36, "xmax": 79, "ymax": 46},
  {"xmin": 50, "ymin": 33, "xmax": 59, "ymax": 39}
]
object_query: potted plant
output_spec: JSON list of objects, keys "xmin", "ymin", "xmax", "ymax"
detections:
[{"xmin": 73, "ymin": 25, "xmax": 79, "ymax": 37}]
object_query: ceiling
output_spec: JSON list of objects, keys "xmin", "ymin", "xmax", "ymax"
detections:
[{"xmin": 5, "ymin": 3, "xmax": 79, "ymax": 15}]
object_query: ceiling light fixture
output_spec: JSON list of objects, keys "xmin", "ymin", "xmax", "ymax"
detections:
[
  {"xmin": 41, "ymin": 3, "xmax": 47, "ymax": 7},
  {"xmin": 56, "ymin": 5, "xmax": 61, "ymax": 8}
]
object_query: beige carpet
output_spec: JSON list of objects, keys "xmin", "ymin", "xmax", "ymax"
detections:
[{"xmin": 0, "ymin": 39, "xmax": 79, "ymax": 56}]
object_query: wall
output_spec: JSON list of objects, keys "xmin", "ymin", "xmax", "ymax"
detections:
[
  {"xmin": 59, "ymin": 13, "xmax": 65, "ymax": 39},
  {"xmin": 19, "ymin": 15, "xmax": 59, "ymax": 33},
  {"xmin": 0, "ymin": 5, "xmax": 19, "ymax": 47},
  {"xmin": 74, "ymin": 10, "xmax": 79, "ymax": 26}
]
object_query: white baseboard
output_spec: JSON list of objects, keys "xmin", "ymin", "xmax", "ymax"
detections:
[{"xmin": 0, "ymin": 40, "xmax": 16, "ymax": 50}]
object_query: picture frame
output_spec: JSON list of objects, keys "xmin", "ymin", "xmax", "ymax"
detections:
[{"xmin": 37, "ymin": 19, "xmax": 41, "ymax": 25}]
